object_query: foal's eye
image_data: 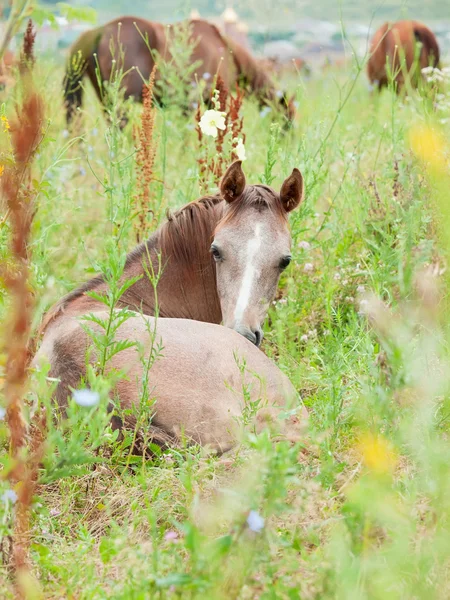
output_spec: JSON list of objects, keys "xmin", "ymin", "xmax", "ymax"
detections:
[
  {"xmin": 279, "ymin": 255, "xmax": 292, "ymax": 270},
  {"xmin": 211, "ymin": 245, "xmax": 222, "ymax": 261}
]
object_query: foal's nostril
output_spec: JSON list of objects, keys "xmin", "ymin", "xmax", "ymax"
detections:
[{"xmin": 253, "ymin": 329, "xmax": 263, "ymax": 347}]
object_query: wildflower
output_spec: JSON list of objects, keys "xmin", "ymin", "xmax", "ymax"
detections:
[
  {"xmin": 0, "ymin": 165, "xmax": 3, "ymax": 178},
  {"xmin": 409, "ymin": 125, "xmax": 446, "ymax": 170},
  {"xmin": 358, "ymin": 298, "xmax": 369, "ymax": 314},
  {"xmin": 300, "ymin": 334, "xmax": 308, "ymax": 342},
  {"xmin": 1, "ymin": 115, "xmax": 10, "ymax": 131},
  {"xmin": 334, "ymin": 272, "xmax": 341, "ymax": 280},
  {"xmin": 421, "ymin": 66, "xmax": 435, "ymax": 75},
  {"xmin": 164, "ymin": 530, "xmax": 179, "ymax": 541},
  {"xmin": 303, "ymin": 263, "xmax": 313, "ymax": 272},
  {"xmin": 298, "ymin": 240, "xmax": 311, "ymax": 250},
  {"xmin": 62, "ymin": 129, "xmax": 69, "ymax": 138},
  {"xmin": 2, "ymin": 489, "xmax": 18, "ymax": 505},
  {"xmin": 79, "ymin": 167, "xmax": 86, "ymax": 176},
  {"xmin": 259, "ymin": 106, "xmax": 272, "ymax": 118},
  {"xmin": 73, "ymin": 389, "xmax": 100, "ymax": 407},
  {"xmin": 357, "ymin": 285, "xmax": 365, "ymax": 293},
  {"xmin": 199, "ymin": 109, "xmax": 226, "ymax": 138},
  {"xmin": 276, "ymin": 90, "xmax": 283, "ymax": 98},
  {"xmin": 359, "ymin": 433, "xmax": 397, "ymax": 475},
  {"xmin": 247, "ymin": 510, "xmax": 264, "ymax": 533},
  {"xmin": 0, "ymin": 406, "xmax": 5, "ymax": 420},
  {"xmin": 202, "ymin": 72, "xmax": 211, "ymax": 80},
  {"xmin": 235, "ymin": 138, "xmax": 246, "ymax": 161},
  {"xmin": 92, "ymin": 127, "xmax": 98, "ymax": 136}
]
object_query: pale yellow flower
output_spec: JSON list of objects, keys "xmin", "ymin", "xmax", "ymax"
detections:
[{"xmin": 199, "ymin": 109, "xmax": 226, "ymax": 138}]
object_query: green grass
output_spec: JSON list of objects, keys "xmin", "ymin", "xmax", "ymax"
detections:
[{"xmin": 1, "ymin": 48, "xmax": 450, "ymax": 599}]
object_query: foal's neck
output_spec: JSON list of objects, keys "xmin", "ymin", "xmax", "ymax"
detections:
[{"xmin": 43, "ymin": 198, "xmax": 224, "ymax": 330}]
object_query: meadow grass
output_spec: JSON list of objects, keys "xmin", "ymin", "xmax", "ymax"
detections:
[{"xmin": 1, "ymin": 48, "xmax": 450, "ymax": 599}]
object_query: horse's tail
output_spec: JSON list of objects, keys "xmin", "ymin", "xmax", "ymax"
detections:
[
  {"xmin": 63, "ymin": 27, "xmax": 102, "ymax": 123},
  {"xmin": 413, "ymin": 24, "xmax": 440, "ymax": 69}
]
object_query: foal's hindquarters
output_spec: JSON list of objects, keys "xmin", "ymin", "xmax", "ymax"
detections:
[{"xmin": 33, "ymin": 313, "xmax": 308, "ymax": 454}]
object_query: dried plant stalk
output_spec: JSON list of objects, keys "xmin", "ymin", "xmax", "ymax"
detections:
[
  {"xmin": 133, "ymin": 66, "xmax": 158, "ymax": 242},
  {"xmin": 0, "ymin": 88, "xmax": 44, "ymax": 593},
  {"xmin": 196, "ymin": 76, "xmax": 246, "ymax": 190},
  {"xmin": 19, "ymin": 18, "xmax": 36, "ymax": 74}
]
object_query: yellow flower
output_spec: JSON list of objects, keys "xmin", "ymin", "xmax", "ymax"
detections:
[
  {"xmin": 359, "ymin": 433, "xmax": 398, "ymax": 475},
  {"xmin": 1, "ymin": 115, "xmax": 10, "ymax": 132},
  {"xmin": 0, "ymin": 165, "xmax": 3, "ymax": 178},
  {"xmin": 409, "ymin": 125, "xmax": 446, "ymax": 170}
]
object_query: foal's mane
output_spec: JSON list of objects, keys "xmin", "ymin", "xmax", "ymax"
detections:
[{"xmin": 130, "ymin": 194, "xmax": 223, "ymax": 275}]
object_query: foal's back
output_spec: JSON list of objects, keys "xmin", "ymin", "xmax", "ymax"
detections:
[{"xmin": 35, "ymin": 314, "xmax": 307, "ymax": 453}]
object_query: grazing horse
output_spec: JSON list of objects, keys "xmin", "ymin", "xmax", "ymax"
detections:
[
  {"xmin": 34, "ymin": 162, "xmax": 307, "ymax": 453},
  {"xmin": 367, "ymin": 20, "xmax": 440, "ymax": 91},
  {"xmin": 40, "ymin": 161, "xmax": 304, "ymax": 347},
  {"xmin": 63, "ymin": 16, "xmax": 294, "ymax": 123}
]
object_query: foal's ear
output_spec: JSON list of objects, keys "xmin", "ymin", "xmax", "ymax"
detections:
[
  {"xmin": 280, "ymin": 168, "xmax": 304, "ymax": 212},
  {"xmin": 220, "ymin": 160, "xmax": 246, "ymax": 203}
]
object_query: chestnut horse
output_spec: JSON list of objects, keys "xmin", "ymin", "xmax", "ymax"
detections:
[
  {"xmin": 63, "ymin": 16, "xmax": 294, "ymax": 122},
  {"xmin": 367, "ymin": 20, "xmax": 440, "ymax": 91},
  {"xmin": 40, "ymin": 161, "xmax": 304, "ymax": 347},
  {"xmin": 34, "ymin": 162, "xmax": 307, "ymax": 453}
]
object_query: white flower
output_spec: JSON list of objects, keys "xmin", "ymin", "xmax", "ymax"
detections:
[
  {"xmin": 298, "ymin": 240, "xmax": 311, "ymax": 250},
  {"xmin": 235, "ymin": 138, "xmax": 246, "ymax": 161},
  {"xmin": 62, "ymin": 129, "xmax": 69, "ymax": 138},
  {"xmin": 357, "ymin": 285, "xmax": 365, "ymax": 293},
  {"xmin": 247, "ymin": 510, "xmax": 264, "ymax": 533},
  {"xmin": 199, "ymin": 109, "xmax": 226, "ymax": 138},
  {"xmin": 304, "ymin": 263, "xmax": 313, "ymax": 272},
  {"xmin": 202, "ymin": 72, "xmax": 211, "ymax": 80},
  {"xmin": 421, "ymin": 66, "xmax": 435, "ymax": 75},
  {"xmin": 73, "ymin": 389, "xmax": 100, "ymax": 407},
  {"xmin": 300, "ymin": 334, "xmax": 308, "ymax": 342},
  {"xmin": 334, "ymin": 272, "xmax": 341, "ymax": 280},
  {"xmin": 2, "ymin": 489, "xmax": 18, "ymax": 505},
  {"xmin": 0, "ymin": 406, "xmax": 5, "ymax": 420}
]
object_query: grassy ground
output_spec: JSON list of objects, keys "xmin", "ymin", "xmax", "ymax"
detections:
[{"xmin": 1, "ymin": 48, "xmax": 450, "ymax": 598}]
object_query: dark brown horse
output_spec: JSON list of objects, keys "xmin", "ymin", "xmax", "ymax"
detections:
[
  {"xmin": 63, "ymin": 17, "xmax": 294, "ymax": 122},
  {"xmin": 40, "ymin": 161, "xmax": 304, "ymax": 349},
  {"xmin": 367, "ymin": 20, "xmax": 440, "ymax": 91}
]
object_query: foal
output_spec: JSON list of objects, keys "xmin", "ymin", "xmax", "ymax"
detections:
[{"xmin": 34, "ymin": 162, "xmax": 307, "ymax": 453}]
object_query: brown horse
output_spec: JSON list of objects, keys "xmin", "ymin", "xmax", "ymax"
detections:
[
  {"xmin": 34, "ymin": 162, "xmax": 307, "ymax": 453},
  {"xmin": 40, "ymin": 161, "xmax": 304, "ymax": 348},
  {"xmin": 63, "ymin": 16, "xmax": 294, "ymax": 122},
  {"xmin": 367, "ymin": 20, "xmax": 440, "ymax": 91}
]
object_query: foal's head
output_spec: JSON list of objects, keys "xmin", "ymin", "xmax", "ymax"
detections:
[{"xmin": 212, "ymin": 161, "xmax": 304, "ymax": 346}]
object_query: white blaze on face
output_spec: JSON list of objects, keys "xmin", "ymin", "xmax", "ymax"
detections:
[{"xmin": 234, "ymin": 223, "xmax": 263, "ymax": 324}]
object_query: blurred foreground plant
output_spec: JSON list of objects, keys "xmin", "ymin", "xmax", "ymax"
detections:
[{"xmin": 0, "ymin": 79, "xmax": 44, "ymax": 595}]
